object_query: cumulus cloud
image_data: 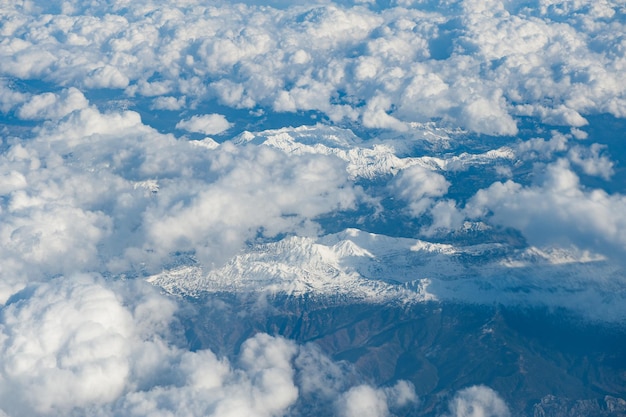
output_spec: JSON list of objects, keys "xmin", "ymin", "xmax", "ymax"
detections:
[
  {"xmin": 16, "ymin": 88, "xmax": 89, "ymax": 120},
  {"xmin": 337, "ymin": 381, "xmax": 419, "ymax": 417},
  {"xmin": 0, "ymin": 273, "xmax": 422, "ymax": 417},
  {"xmin": 516, "ymin": 104, "xmax": 588, "ymax": 127},
  {"xmin": 458, "ymin": 92, "xmax": 518, "ymax": 136},
  {"xmin": 338, "ymin": 385, "xmax": 391, "ymax": 417},
  {"xmin": 150, "ymin": 96, "xmax": 186, "ymax": 111},
  {"xmin": 176, "ymin": 114, "xmax": 233, "ymax": 135},
  {"xmin": 84, "ymin": 65, "xmax": 130, "ymax": 89},
  {"xmin": 2, "ymin": 203, "xmax": 111, "ymax": 271},
  {"xmin": 115, "ymin": 333, "xmax": 302, "ymax": 417},
  {"xmin": 362, "ymin": 95, "xmax": 408, "ymax": 131},
  {"xmin": 0, "ymin": 2, "xmax": 625, "ymax": 415},
  {"xmin": 426, "ymin": 199, "xmax": 465, "ymax": 235},
  {"xmin": 294, "ymin": 341, "xmax": 356, "ymax": 399},
  {"xmin": 0, "ymin": 276, "xmax": 137, "ymax": 415},
  {"xmin": 0, "ymin": 171, "xmax": 27, "ymax": 195},
  {"xmin": 568, "ymin": 143, "xmax": 614, "ymax": 180},
  {"xmin": 392, "ymin": 164, "xmax": 450, "ymax": 216},
  {"xmin": 1, "ymin": 285, "xmax": 109, "ymax": 413},
  {"xmin": 0, "ymin": 79, "xmax": 28, "ymax": 113},
  {"xmin": 143, "ymin": 142, "xmax": 359, "ymax": 266},
  {"xmin": 1, "ymin": 0, "xmax": 624, "ymax": 134},
  {"xmin": 465, "ymin": 159, "xmax": 626, "ymax": 260},
  {"xmin": 444, "ymin": 385, "xmax": 510, "ymax": 417},
  {"xmin": 0, "ymin": 98, "xmax": 362, "ymax": 292},
  {"xmin": 515, "ymin": 131, "xmax": 570, "ymax": 160}
]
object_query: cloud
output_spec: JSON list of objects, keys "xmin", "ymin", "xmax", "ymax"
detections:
[
  {"xmin": 150, "ymin": 96, "xmax": 186, "ymax": 111},
  {"xmin": 443, "ymin": 385, "xmax": 510, "ymax": 417},
  {"xmin": 384, "ymin": 380, "xmax": 420, "ymax": 408},
  {"xmin": 0, "ymin": 274, "xmax": 272, "ymax": 416},
  {"xmin": 426, "ymin": 199, "xmax": 465, "ymax": 235},
  {"xmin": 0, "ymin": 99, "xmax": 363, "ymax": 292},
  {"xmin": 0, "ymin": 2, "xmax": 625, "ymax": 415},
  {"xmin": 338, "ymin": 385, "xmax": 391, "ymax": 417},
  {"xmin": 232, "ymin": 333, "xmax": 300, "ymax": 416},
  {"xmin": 568, "ymin": 143, "xmax": 614, "ymax": 180},
  {"xmin": 362, "ymin": 94, "xmax": 408, "ymax": 131},
  {"xmin": 116, "ymin": 333, "xmax": 419, "ymax": 417},
  {"xmin": 0, "ymin": 79, "xmax": 28, "ymax": 113},
  {"xmin": 84, "ymin": 65, "xmax": 130, "ymax": 89},
  {"xmin": 2, "ymin": 203, "xmax": 111, "ymax": 272},
  {"xmin": 516, "ymin": 104, "xmax": 588, "ymax": 127},
  {"xmin": 337, "ymin": 381, "xmax": 419, "ymax": 417},
  {"xmin": 37, "ymin": 106, "xmax": 152, "ymax": 146},
  {"xmin": 16, "ymin": 88, "xmax": 89, "ymax": 120},
  {"xmin": 0, "ymin": 171, "xmax": 27, "ymax": 195},
  {"xmin": 176, "ymin": 114, "xmax": 233, "ymax": 135},
  {"xmin": 0, "ymin": 275, "xmax": 134, "ymax": 415},
  {"xmin": 0, "ymin": 40, "xmax": 56, "ymax": 79},
  {"xmin": 515, "ymin": 131, "xmax": 570, "ymax": 160},
  {"xmin": 0, "ymin": 271, "xmax": 422, "ymax": 417},
  {"xmin": 458, "ymin": 93, "xmax": 518, "ymax": 136},
  {"xmin": 391, "ymin": 164, "xmax": 450, "ymax": 216},
  {"xmin": 465, "ymin": 158, "xmax": 626, "ymax": 260},
  {"xmin": 143, "ymin": 142, "xmax": 359, "ymax": 266},
  {"xmin": 117, "ymin": 333, "xmax": 301, "ymax": 417},
  {"xmin": 294, "ymin": 341, "xmax": 356, "ymax": 399},
  {"xmin": 1, "ymin": 0, "xmax": 624, "ymax": 134}
]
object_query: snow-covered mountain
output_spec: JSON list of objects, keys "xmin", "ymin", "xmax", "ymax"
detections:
[
  {"xmin": 147, "ymin": 227, "xmax": 624, "ymax": 323},
  {"xmin": 229, "ymin": 124, "xmax": 517, "ymax": 179},
  {"xmin": 147, "ymin": 229, "xmax": 435, "ymax": 303},
  {"xmin": 2, "ymin": 1, "xmax": 626, "ymax": 416}
]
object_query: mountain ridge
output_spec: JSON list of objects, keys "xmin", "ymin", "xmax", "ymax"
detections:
[{"xmin": 146, "ymin": 227, "xmax": 624, "ymax": 324}]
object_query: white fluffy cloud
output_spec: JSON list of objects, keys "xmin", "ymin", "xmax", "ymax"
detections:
[
  {"xmin": 444, "ymin": 385, "xmax": 510, "ymax": 417},
  {"xmin": 339, "ymin": 385, "xmax": 391, "ymax": 417},
  {"xmin": 16, "ymin": 88, "xmax": 89, "ymax": 120},
  {"xmin": 0, "ymin": 276, "xmax": 131, "ymax": 414},
  {"xmin": 392, "ymin": 164, "xmax": 450, "ymax": 216},
  {"xmin": 151, "ymin": 96, "xmax": 186, "ymax": 111},
  {"xmin": 176, "ymin": 114, "xmax": 233, "ymax": 135},
  {"xmin": 0, "ymin": 275, "xmax": 169, "ymax": 416},
  {"xmin": 1, "ymin": 0, "xmax": 624, "ymax": 134},
  {"xmin": 114, "ymin": 333, "xmax": 301, "ymax": 417},
  {"xmin": 568, "ymin": 143, "xmax": 614, "ymax": 180},
  {"xmin": 84, "ymin": 65, "xmax": 130, "ymax": 89},
  {"xmin": 0, "ymin": 93, "xmax": 362, "ymax": 294},
  {"xmin": 0, "ymin": 274, "xmax": 423, "ymax": 417},
  {"xmin": 143, "ymin": 142, "xmax": 359, "ymax": 266},
  {"xmin": 0, "ymin": 2, "xmax": 625, "ymax": 415},
  {"xmin": 337, "ymin": 381, "xmax": 418, "ymax": 417},
  {"xmin": 465, "ymin": 159, "xmax": 626, "ymax": 259},
  {"xmin": 0, "ymin": 79, "xmax": 28, "ymax": 113}
]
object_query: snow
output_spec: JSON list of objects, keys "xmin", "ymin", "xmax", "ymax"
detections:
[{"xmin": 146, "ymin": 228, "xmax": 625, "ymax": 322}]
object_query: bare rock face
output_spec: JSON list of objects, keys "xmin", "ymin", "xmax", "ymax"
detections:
[
  {"xmin": 178, "ymin": 293, "xmax": 626, "ymax": 417},
  {"xmin": 533, "ymin": 395, "xmax": 626, "ymax": 417}
]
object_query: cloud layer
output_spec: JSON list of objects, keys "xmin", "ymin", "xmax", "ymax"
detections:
[
  {"xmin": 1, "ymin": 0, "xmax": 625, "ymax": 134},
  {"xmin": 0, "ymin": 93, "xmax": 362, "ymax": 300},
  {"xmin": 465, "ymin": 158, "xmax": 626, "ymax": 259},
  {"xmin": 0, "ymin": 1, "xmax": 624, "ymax": 415},
  {"xmin": 0, "ymin": 274, "xmax": 464, "ymax": 417}
]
